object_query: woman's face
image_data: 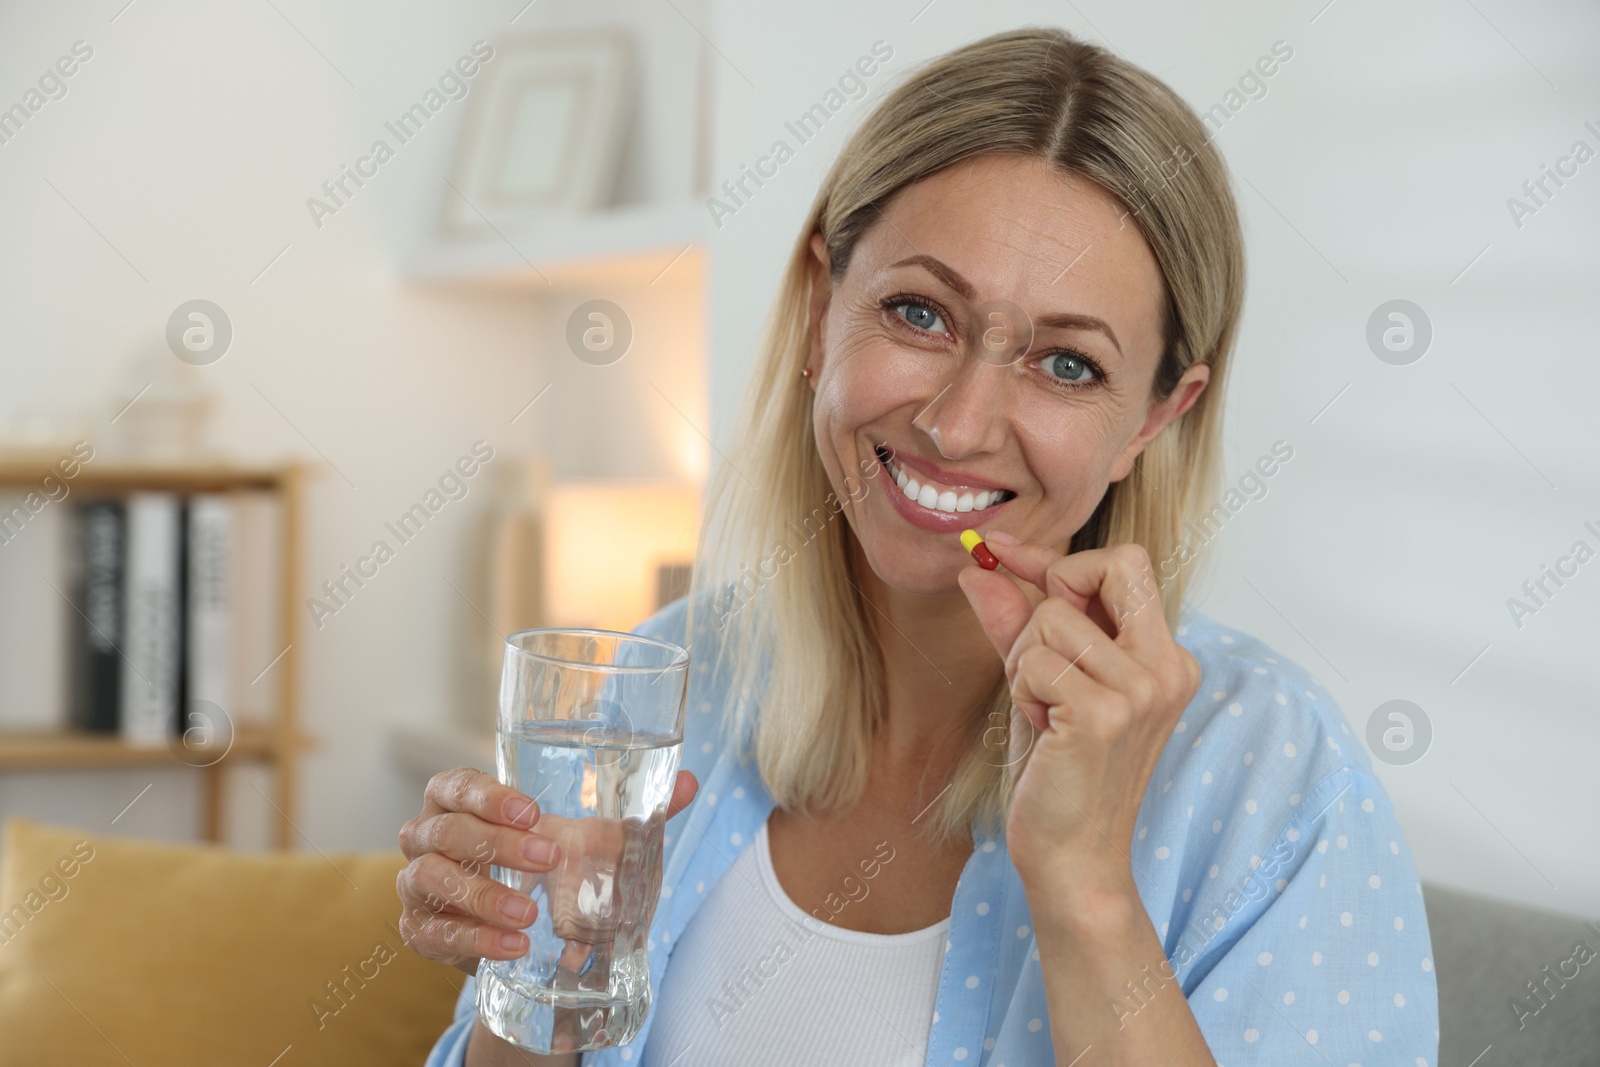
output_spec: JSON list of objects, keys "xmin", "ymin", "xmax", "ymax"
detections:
[{"xmin": 805, "ymin": 153, "xmax": 1209, "ymax": 598}]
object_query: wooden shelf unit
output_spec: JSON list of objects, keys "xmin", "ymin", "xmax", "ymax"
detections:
[{"xmin": 0, "ymin": 458, "xmax": 310, "ymax": 847}]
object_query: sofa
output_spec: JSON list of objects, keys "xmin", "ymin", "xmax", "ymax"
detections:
[
  {"xmin": 1, "ymin": 816, "xmax": 1595, "ymax": 1065},
  {"xmin": 1424, "ymin": 881, "xmax": 1600, "ymax": 1066},
  {"xmin": 0, "ymin": 817, "xmax": 463, "ymax": 1066}
]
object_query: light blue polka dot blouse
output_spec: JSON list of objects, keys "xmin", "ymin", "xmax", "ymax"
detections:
[{"xmin": 425, "ymin": 594, "xmax": 1440, "ymax": 1066}]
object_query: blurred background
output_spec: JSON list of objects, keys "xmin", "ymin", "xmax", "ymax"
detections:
[{"xmin": 0, "ymin": 0, "xmax": 1595, "ymax": 931}]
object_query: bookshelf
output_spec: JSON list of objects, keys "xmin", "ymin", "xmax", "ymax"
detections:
[{"xmin": 0, "ymin": 458, "xmax": 311, "ymax": 848}]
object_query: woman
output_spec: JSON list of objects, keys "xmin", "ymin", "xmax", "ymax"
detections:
[{"xmin": 402, "ymin": 27, "xmax": 1439, "ymax": 1066}]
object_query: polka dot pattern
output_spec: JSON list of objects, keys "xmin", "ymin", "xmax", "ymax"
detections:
[
  {"xmin": 1132, "ymin": 611, "xmax": 1437, "ymax": 1067},
  {"xmin": 426, "ymin": 601, "xmax": 1438, "ymax": 1067}
]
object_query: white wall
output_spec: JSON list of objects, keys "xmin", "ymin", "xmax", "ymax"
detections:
[
  {"xmin": 0, "ymin": 0, "xmax": 706, "ymax": 853},
  {"xmin": 1, "ymin": 0, "xmax": 1595, "ymax": 921},
  {"xmin": 703, "ymin": 0, "xmax": 1600, "ymax": 914}
]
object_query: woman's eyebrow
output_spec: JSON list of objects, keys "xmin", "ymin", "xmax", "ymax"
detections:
[
  {"xmin": 1035, "ymin": 310, "xmax": 1124, "ymax": 358},
  {"xmin": 888, "ymin": 253, "xmax": 1124, "ymax": 358},
  {"xmin": 890, "ymin": 253, "xmax": 976, "ymax": 299}
]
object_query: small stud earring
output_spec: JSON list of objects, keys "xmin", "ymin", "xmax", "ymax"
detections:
[{"xmin": 800, "ymin": 367, "xmax": 812, "ymax": 379}]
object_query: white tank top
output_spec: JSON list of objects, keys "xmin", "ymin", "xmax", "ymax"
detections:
[{"xmin": 639, "ymin": 816, "xmax": 949, "ymax": 1066}]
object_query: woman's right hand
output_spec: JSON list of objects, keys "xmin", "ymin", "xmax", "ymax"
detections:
[{"xmin": 396, "ymin": 765, "xmax": 699, "ymax": 976}]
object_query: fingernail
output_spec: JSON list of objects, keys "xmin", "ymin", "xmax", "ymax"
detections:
[
  {"xmin": 503, "ymin": 797, "xmax": 537, "ymax": 826},
  {"xmin": 499, "ymin": 894, "xmax": 536, "ymax": 923},
  {"xmin": 522, "ymin": 836, "xmax": 558, "ymax": 865},
  {"xmin": 499, "ymin": 931, "xmax": 527, "ymax": 952},
  {"xmin": 986, "ymin": 529, "xmax": 1020, "ymax": 545}
]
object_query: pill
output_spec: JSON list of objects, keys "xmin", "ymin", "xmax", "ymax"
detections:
[{"xmin": 960, "ymin": 528, "xmax": 999, "ymax": 570}]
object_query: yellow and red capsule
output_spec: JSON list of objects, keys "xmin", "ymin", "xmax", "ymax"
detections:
[{"xmin": 960, "ymin": 528, "xmax": 999, "ymax": 570}]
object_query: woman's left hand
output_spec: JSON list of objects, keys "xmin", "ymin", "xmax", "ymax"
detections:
[{"xmin": 957, "ymin": 534, "xmax": 1202, "ymax": 901}]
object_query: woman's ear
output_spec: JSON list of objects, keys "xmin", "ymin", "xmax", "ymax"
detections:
[
  {"xmin": 1110, "ymin": 361, "xmax": 1210, "ymax": 482},
  {"xmin": 804, "ymin": 232, "xmax": 833, "ymax": 380}
]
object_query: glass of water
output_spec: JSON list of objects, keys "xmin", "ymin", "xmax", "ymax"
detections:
[{"xmin": 476, "ymin": 627, "xmax": 690, "ymax": 1054}]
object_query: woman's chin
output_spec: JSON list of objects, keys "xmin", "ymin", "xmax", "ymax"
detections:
[{"xmin": 859, "ymin": 551, "xmax": 971, "ymax": 599}]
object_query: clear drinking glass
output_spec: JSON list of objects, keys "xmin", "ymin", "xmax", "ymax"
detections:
[{"xmin": 476, "ymin": 627, "xmax": 690, "ymax": 1054}]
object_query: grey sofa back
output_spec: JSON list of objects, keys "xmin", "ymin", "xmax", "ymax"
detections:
[{"xmin": 1424, "ymin": 881, "xmax": 1600, "ymax": 1066}]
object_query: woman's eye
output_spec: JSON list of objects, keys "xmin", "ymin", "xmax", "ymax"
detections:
[
  {"xmin": 1043, "ymin": 352, "xmax": 1098, "ymax": 386},
  {"xmin": 894, "ymin": 302, "xmax": 946, "ymax": 334}
]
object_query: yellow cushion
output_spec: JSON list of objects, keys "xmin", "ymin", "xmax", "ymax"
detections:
[{"xmin": 0, "ymin": 816, "xmax": 464, "ymax": 1066}]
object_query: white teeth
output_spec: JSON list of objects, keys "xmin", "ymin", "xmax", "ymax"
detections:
[{"xmin": 881, "ymin": 451, "xmax": 1008, "ymax": 515}]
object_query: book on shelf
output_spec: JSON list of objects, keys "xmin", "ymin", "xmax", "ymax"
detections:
[
  {"xmin": 120, "ymin": 493, "xmax": 182, "ymax": 745},
  {"xmin": 229, "ymin": 492, "xmax": 281, "ymax": 731},
  {"xmin": 72, "ymin": 499, "xmax": 125, "ymax": 733},
  {"xmin": 185, "ymin": 496, "xmax": 232, "ymax": 737},
  {"xmin": 0, "ymin": 494, "xmax": 71, "ymax": 731},
  {"xmin": 0, "ymin": 484, "xmax": 280, "ymax": 745}
]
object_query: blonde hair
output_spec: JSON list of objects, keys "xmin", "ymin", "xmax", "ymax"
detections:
[{"xmin": 686, "ymin": 27, "xmax": 1245, "ymax": 844}]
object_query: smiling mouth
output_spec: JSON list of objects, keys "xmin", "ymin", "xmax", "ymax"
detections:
[{"xmin": 874, "ymin": 445, "xmax": 1017, "ymax": 515}]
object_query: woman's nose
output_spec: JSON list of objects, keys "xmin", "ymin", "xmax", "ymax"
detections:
[{"xmin": 911, "ymin": 351, "xmax": 1010, "ymax": 460}]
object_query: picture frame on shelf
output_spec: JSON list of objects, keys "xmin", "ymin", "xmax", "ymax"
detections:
[{"xmin": 437, "ymin": 28, "xmax": 634, "ymax": 238}]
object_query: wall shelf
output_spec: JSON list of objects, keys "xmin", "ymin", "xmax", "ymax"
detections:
[
  {"xmin": 0, "ymin": 725, "xmax": 313, "ymax": 770},
  {"xmin": 403, "ymin": 200, "xmax": 709, "ymax": 290},
  {"xmin": 0, "ymin": 460, "xmax": 288, "ymax": 494}
]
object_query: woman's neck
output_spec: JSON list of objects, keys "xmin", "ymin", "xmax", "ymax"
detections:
[{"xmin": 852, "ymin": 539, "xmax": 1005, "ymax": 788}]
